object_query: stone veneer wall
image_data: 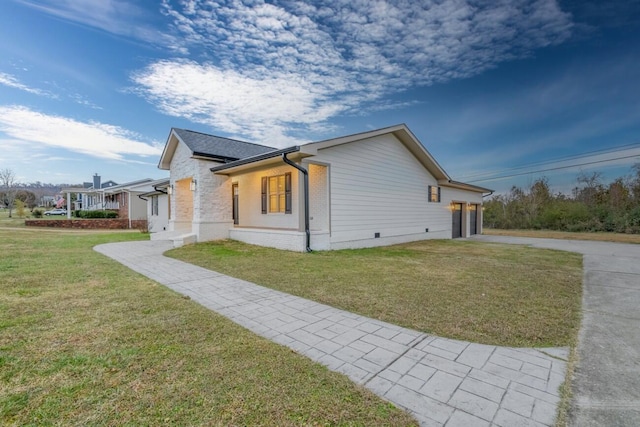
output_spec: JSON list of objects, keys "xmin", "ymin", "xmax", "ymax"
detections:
[{"xmin": 26, "ymin": 219, "xmax": 147, "ymax": 230}]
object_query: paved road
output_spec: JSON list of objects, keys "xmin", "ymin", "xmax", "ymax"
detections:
[
  {"xmin": 96, "ymin": 240, "xmax": 571, "ymax": 427},
  {"xmin": 473, "ymin": 236, "xmax": 640, "ymax": 426}
]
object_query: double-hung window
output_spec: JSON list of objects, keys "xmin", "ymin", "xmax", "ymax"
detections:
[
  {"xmin": 151, "ymin": 195, "xmax": 159, "ymax": 216},
  {"xmin": 428, "ymin": 185, "xmax": 441, "ymax": 203},
  {"xmin": 261, "ymin": 173, "xmax": 292, "ymax": 214}
]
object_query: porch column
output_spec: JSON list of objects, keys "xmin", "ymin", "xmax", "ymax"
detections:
[{"xmin": 66, "ymin": 191, "xmax": 71, "ymax": 219}]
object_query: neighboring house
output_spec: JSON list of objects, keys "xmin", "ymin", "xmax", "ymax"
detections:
[
  {"xmin": 154, "ymin": 124, "xmax": 491, "ymax": 251},
  {"xmin": 74, "ymin": 174, "xmax": 119, "ymax": 211},
  {"xmin": 40, "ymin": 195, "xmax": 56, "ymax": 207},
  {"xmin": 61, "ymin": 176, "xmax": 167, "ymax": 229},
  {"xmin": 101, "ymin": 179, "xmax": 156, "ymax": 228},
  {"xmin": 139, "ymin": 179, "xmax": 170, "ymax": 233}
]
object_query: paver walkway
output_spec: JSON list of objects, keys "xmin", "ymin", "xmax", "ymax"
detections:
[
  {"xmin": 473, "ymin": 236, "xmax": 640, "ymax": 426},
  {"xmin": 96, "ymin": 240, "xmax": 569, "ymax": 427}
]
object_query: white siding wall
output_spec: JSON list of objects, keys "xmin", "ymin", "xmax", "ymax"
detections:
[
  {"xmin": 312, "ymin": 134, "xmax": 453, "ymax": 248},
  {"xmin": 129, "ymin": 192, "xmax": 148, "ymax": 220},
  {"xmin": 231, "ymin": 164, "xmax": 300, "ymax": 230},
  {"xmin": 147, "ymin": 194, "xmax": 169, "ymax": 233},
  {"xmin": 308, "ymin": 163, "xmax": 329, "ymax": 232}
]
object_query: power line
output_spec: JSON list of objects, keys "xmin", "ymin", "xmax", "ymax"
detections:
[
  {"xmin": 467, "ymin": 153, "xmax": 640, "ymax": 183},
  {"xmin": 457, "ymin": 142, "xmax": 640, "ymax": 181}
]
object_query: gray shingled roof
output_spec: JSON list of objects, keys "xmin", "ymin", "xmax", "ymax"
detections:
[{"xmin": 173, "ymin": 128, "xmax": 276, "ymax": 161}]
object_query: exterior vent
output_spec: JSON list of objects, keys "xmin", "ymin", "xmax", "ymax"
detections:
[{"xmin": 374, "ymin": 232, "xmax": 380, "ymax": 238}]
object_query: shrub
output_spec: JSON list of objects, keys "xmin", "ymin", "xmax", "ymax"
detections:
[
  {"xmin": 77, "ymin": 210, "xmax": 118, "ymax": 219},
  {"xmin": 15, "ymin": 200, "xmax": 26, "ymax": 218},
  {"xmin": 32, "ymin": 209, "xmax": 43, "ymax": 218}
]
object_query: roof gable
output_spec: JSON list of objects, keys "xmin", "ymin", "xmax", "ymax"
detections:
[
  {"xmin": 159, "ymin": 128, "xmax": 276, "ymax": 169},
  {"xmin": 102, "ymin": 178, "xmax": 154, "ymax": 193},
  {"xmin": 303, "ymin": 124, "xmax": 451, "ymax": 181}
]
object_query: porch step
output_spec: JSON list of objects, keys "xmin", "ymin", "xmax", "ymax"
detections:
[{"xmin": 150, "ymin": 230, "xmax": 197, "ymax": 248}]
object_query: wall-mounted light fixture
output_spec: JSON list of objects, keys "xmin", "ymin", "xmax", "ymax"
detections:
[
  {"xmin": 190, "ymin": 179, "xmax": 197, "ymax": 191},
  {"xmin": 167, "ymin": 185, "xmax": 173, "ymax": 195}
]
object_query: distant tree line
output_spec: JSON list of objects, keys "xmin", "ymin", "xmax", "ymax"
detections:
[
  {"xmin": 484, "ymin": 164, "xmax": 640, "ymax": 234},
  {"xmin": 0, "ymin": 168, "xmax": 78, "ymax": 216}
]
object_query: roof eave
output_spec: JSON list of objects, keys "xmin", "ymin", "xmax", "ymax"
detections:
[
  {"xmin": 211, "ymin": 146, "xmax": 317, "ymax": 175},
  {"xmin": 158, "ymin": 128, "xmax": 180, "ymax": 170},
  {"xmin": 439, "ymin": 180, "xmax": 493, "ymax": 194},
  {"xmin": 192, "ymin": 152, "xmax": 240, "ymax": 163}
]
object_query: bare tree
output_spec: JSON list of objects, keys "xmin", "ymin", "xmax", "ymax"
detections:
[
  {"xmin": 575, "ymin": 171, "xmax": 604, "ymax": 207},
  {"xmin": 0, "ymin": 168, "xmax": 17, "ymax": 218}
]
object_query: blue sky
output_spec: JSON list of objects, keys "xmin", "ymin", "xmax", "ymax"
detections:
[{"xmin": 0, "ymin": 0, "xmax": 638, "ymax": 193}]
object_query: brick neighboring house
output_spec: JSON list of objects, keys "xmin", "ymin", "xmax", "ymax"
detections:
[
  {"xmin": 62, "ymin": 176, "xmax": 168, "ymax": 229},
  {"xmin": 74, "ymin": 174, "xmax": 118, "ymax": 211}
]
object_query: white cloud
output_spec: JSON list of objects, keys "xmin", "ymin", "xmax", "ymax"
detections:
[
  {"xmin": 14, "ymin": 0, "xmax": 574, "ymax": 144},
  {"xmin": 132, "ymin": 0, "xmax": 573, "ymax": 145},
  {"xmin": 0, "ymin": 106, "xmax": 163, "ymax": 160},
  {"xmin": 132, "ymin": 60, "xmax": 346, "ymax": 145},
  {"xmin": 0, "ymin": 72, "xmax": 52, "ymax": 97}
]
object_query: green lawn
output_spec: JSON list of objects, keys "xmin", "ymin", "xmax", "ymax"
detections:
[
  {"xmin": 168, "ymin": 239, "xmax": 583, "ymax": 348},
  {"xmin": 0, "ymin": 209, "xmax": 26, "ymax": 228},
  {"xmin": 0, "ymin": 228, "xmax": 415, "ymax": 426}
]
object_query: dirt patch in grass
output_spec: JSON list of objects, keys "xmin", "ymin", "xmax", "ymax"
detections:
[
  {"xmin": 484, "ymin": 228, "xmax": 640, "ymax": 244},
  {"xmin": 168, "ymin": 239, "xmax": 582, "ymax": 348},
  {"xmin": 0, "ymin": 229, "xmax": 415, "ymax": 426}
]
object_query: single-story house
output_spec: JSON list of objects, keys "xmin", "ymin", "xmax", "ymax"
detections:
[{"xmin": 152, "ymin": 124, "xmax": 491, "ymax": 251}]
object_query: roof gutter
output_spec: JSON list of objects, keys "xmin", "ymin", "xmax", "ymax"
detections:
[
  {"xmin": 154, "ymin": 184, "xmax": 168, "ymax": 195},
  {"xmin": 210, "ymin": 146, "xmax": 300, "ymax": 172},
  {"xmin": 282, "ymin": 153, "xmax": 311, "ymax": 252}
]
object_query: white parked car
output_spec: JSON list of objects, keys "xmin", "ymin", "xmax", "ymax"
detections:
[{"xmin": 44, "ymin": 208, "xmax": 67, "ymax": 216}]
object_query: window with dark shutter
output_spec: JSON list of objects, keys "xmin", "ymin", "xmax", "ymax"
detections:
[{"xmin": 262, "ymin": 173, "xmax": 293, "ymax": 214}]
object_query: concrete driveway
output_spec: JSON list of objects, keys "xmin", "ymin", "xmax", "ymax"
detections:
[{"xmin": 472, "ymin": 236, "xmax": 640, "ymax": 426}]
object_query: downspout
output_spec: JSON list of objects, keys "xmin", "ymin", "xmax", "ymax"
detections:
[{"xmin": 282, "ymin": 153, "xmax": 311, "ymax": 252}]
